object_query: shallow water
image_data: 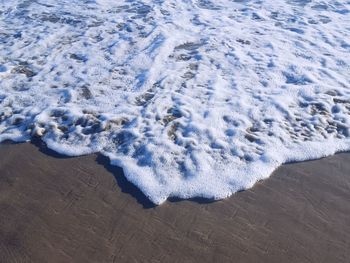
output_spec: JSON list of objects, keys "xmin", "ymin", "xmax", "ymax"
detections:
[{"xmin": 1, "ymin": 0, "xmax": 350, "ymax": 204}]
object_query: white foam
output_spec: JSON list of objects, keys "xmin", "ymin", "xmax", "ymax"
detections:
[{"xmin": 1, "ymin": 0, "xmax": 350, "ymax": 204}]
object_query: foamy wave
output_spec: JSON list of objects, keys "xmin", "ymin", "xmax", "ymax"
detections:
[{"xmin": 1, "ymin": 0, "xmax": 350, "ymax": 204}]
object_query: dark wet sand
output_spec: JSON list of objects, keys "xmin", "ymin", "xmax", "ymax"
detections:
[{"xmin": 0, "ymin": 141, "xmax": 349, "ymax": 263}]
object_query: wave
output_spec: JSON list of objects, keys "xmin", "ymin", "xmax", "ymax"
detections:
[{"xmin": 1, "ymin": 0, "xmax": 350, "ymax": 204}]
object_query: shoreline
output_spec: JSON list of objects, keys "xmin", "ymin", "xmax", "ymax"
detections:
[{"xmin": 0, "ymin": 141, "xmax": 349, "ymax": 262}]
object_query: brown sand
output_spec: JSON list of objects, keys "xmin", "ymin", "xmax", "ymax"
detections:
[{"xmin": 0, "ymin": 141, "xmax": 349, "ymax": 263}]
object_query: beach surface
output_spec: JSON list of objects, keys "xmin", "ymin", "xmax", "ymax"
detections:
[{"xmin": 0, "ymin": 141, "xmax": 349, "ymax": 263}]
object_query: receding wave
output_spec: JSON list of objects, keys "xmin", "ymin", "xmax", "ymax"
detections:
[{"xmin": 0, "ymin": 0, "xmax": 350, "ymax": 204}]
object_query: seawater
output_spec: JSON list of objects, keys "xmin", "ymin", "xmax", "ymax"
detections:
[{"xmin": 0, "ymin": 0, "xmax": 350, "ymax": 204}]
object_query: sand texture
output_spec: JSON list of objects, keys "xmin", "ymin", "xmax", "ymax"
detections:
[{"xmin": 0, "ymin": 142, "xmax": 349, "ymax": 263}]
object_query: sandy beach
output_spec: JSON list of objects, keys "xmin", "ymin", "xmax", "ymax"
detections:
[
  {"xmin": 0, "ymin": 141, "xmax": 349, "ymax": 263},
  {"xmin": 2, "ymin": 1, "xmax": 350, "ymax": 262}
]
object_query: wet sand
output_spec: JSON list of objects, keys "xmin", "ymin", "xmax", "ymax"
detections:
[{"xmin": 0, "ymin": 141, "xmax": 349, "ymax": 263}]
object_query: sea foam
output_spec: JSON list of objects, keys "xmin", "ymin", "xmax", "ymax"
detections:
[{"xmin": 0, "ymin": 0, "xmax": 350, "ymax": 204}]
